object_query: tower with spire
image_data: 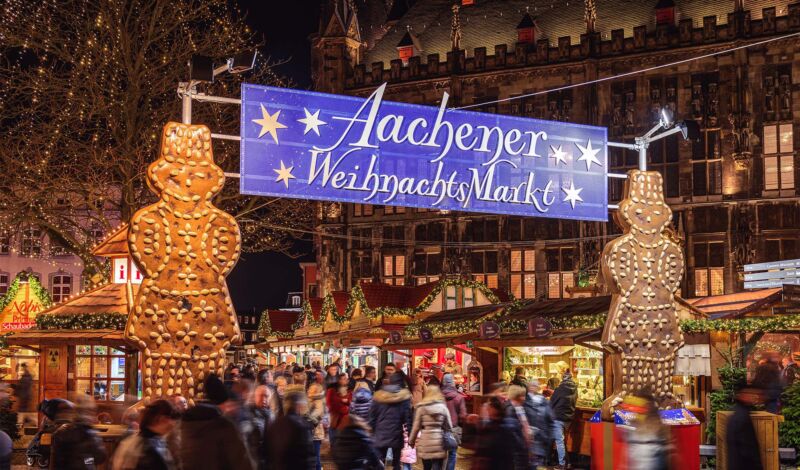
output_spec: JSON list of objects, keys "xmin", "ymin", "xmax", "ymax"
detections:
[{"xmin": 312, "ymin": 0, "xmax": 365, "ymax": 93}]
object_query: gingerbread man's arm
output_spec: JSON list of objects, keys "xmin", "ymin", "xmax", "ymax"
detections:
[
  {"xmin": 603, "ymin": 236, "xmax": 635, "ymax": 294},
  {"xmin": 205, "ymin": 211, "xmax": 241, "ymax": 277},
  {"xmin": 661, "ymin": 240, "xmax": 685, "ymax": 294},
  {"xmin": 129, "ymin": 206, "xmax": 169, "ymax": 279}
]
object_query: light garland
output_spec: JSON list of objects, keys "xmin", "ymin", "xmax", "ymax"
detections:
[
  {"xmin": 35, "ymin": 312, "xmax": 127, "ymax": 330},
  {"xmin": 680, "ymin": 315, "xmax": 800, "ymax": 334}
]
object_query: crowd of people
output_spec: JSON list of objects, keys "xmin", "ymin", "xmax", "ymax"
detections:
[{"xmin": 27, "ymin": 359, "xmax": 581, "ymax": 470}]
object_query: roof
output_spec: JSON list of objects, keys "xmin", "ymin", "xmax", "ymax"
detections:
[
  {"xmin": 307, "ymin": 297, "xmax": 325, "ymax": 321},
  {"xmin": 490, "ymin": 288, "xmax": 511, "ymax": 303},
  {"xmin": 39, "ymin": 282, "xmax": 134, "ymax": 317},
  {"xmin": 360, "ymin": 282, "xmax": 437, "ymax": 309},
  {"xmin": 265, "ymin": 309, "xmax": 301, "ymax": 335},
  {"xmin": 517, "ymin": 12, "xmax": 535, "ymax": 29},
  {"xmin": 331, "ymin": 291, "xmax": 350, "ymax": 317},
  {"xmin": 92, "ymin": 224, "xmax": 129, "ymax": 257},
  {"xmin": 362, "ymin": 0, "xmax": 790, "ymax": 65},
  {"xmin": 505, "ymin": 295, "xmax": 611, "ymax": 322},
  {"xmin": 5, "ymin": 329, "xmax": 126, "ymax": 346},
  {"xmin": 475, "ymin": 327, "xmax": 602, "ymax": 346},
  {"xmin": 687, "ymin": 288, "xmax": 782, "ymax": 319},
  {"xmin": 397, "ymin": 31, "xmax": 415, "ymax": 47},
  {"xmin": 419, "ymin": 302, "xmax": 508, "ymax": 324}
]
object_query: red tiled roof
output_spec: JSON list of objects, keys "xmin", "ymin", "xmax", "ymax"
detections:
[
  {"xmin": 266, "ymin": 310, "xmax": 301, "ymax": 334},
  {"xmin": 360, "ymin": 282, "xmax": 436, "ymax": 309},
  {"xmin": 687, "ymin": 288, "xmax": 782, "ymax": 318},
  {"xmin": 307, "ymin": 298, "xmax": 325, "ymax": 321},
  {"xmin": 331, "ymin": 291, "xmax": 349, "ymax": 317}
]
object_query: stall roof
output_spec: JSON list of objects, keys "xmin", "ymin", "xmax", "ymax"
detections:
[
  {"xmin": 39, "ymin": 282, "xmax": 133, "ymax": 317},
  {"xmin": 505, "ymin": 296, "xmax": 611, "ymax": 322},
  {"xmin": 91, "ymin": 224, "xmax": 130, "ymax": 257},
  {"xmin": 264, "ymin": 309, "xmax": 302, "ymax": 335},
  {"xmin": 474, "ymin": 327, "xmax": 602, "ymax": 347},
  {"xmin": 687, "ymin": 288, "xmax": 782, "ymax": 319},
  {"xmin": 418, "ymin": 303, "xmax": 509, "ymax": 324},
  {"xmin": 360, "ymin": 282, "xmax": 436, "ymax": 309},
  {"xmin": 6, "ymin": 329, "xmax": 126, "ymax": 346}
]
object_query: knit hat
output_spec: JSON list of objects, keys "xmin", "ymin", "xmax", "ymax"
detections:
[
  {"xmin": 441, "ymin": 373, "xmax": 456, "ymax": 389},
  {"xmin": 204, "ymin": 374, "xmax": 230, "ymax": 405}
]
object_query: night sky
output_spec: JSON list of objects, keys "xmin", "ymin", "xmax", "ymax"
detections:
[{"xmin": 228, "ymin": 1, "xmax": 320, "ymax": 312}]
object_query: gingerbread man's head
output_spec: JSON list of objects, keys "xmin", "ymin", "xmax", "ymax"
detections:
[
  {"xmin": 617, "ymin": 170, "xmax": 672, "ymax": 236},
  {"xmin": 147, "ymin": 122, "xmax": 226, "ymax": 203}
]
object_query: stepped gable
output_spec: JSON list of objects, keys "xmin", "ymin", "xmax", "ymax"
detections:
[
  {"xmin": 363, "ymin": 0, "xmax": 790, "ymax": 65},
  {"xmin": 265, "ymin": 309, "xmax": 302, "ymax": 335}
]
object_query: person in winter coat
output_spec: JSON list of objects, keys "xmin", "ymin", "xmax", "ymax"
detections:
[
  {"xmin": 112, "ymin": 400, "xmax": 180, "ymax": 470},
  {"xmin": 549, "ymin": 370, "xmax": 577, "ymax": 467},
  {"xmin": 351, "ymin": 381, "xmax": 373, "ymax": 422},
  {"xmin": 179, "ymin": 375, "xmax": 254, "ymax": 470},
  {"xmin": 471, "ymin": 396, "xmax": 528, "ymax": 470},
  {"xmin": 526, "ymin": 381, "xmax": 554, "ymax": 466},
  {"xmin": 332, "ymin": 414, "xmax": 383, "ymax": 470},
  {"xmin": 506, "ymin": 386, "xmax": 534, "ymax": 468},
  {"xmin": 265, "ymin": 390, "xmax": 316, "ymax": 470},
  {"xmin": 411, "ymin": 370, "xmax": 426, "ymax": 406},
  {"xmin": 250, "ymin": 385, "xmax": 274, "ymax": 470},
  {"xmin": 369, "ymin": 373, "xmax": 413, "ymax": 470},
  {"xmin": 726, "ymin": 386, "xmax": 764, "ymax": 470},
  {"xmin": 307, "ymin": 382, "xmax": 327, "ymax": 470},
  {"xmin": 409, "ymin": 385, "xmax": 453, "ymax": 470},
  {"xmin": 441, "ymin": 374, "xmax": 466, "ymax": 470},
  {"xmin": 327, "ymin": 373, "xmax": 352, "ymax": 446},
  {"xmin": 49, "ymin": 400, "xmax": 108, "ymax": 470}
]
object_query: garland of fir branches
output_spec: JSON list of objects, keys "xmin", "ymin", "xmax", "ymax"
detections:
[
  {"xmin": 679, "ymin": 315, "xmax": 800, "ymax": 334},
  {"xmin": 0, "ymin": 274, "xmax": 52, "ymax": 313},
  {"xmin": 35, "ymin": 312, "xmax": 126, "ymax": 330}
]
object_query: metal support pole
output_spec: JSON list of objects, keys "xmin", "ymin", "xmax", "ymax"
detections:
[
  {"xmin": 182, "ymin": 91, "xmax": 192, "ymax": 124},
  {"xmin": 637, "ymin": 138, "xmax": 648, "ymax": 171}
]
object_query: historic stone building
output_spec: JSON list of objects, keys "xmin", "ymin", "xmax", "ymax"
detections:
[{"xmin": 310, "ymin": 0, "xmax": 800, "ymax": 301}]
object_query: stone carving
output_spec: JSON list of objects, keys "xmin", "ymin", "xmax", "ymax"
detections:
[
  {"xmin": 600, "ymin": 170, "xmax": 685, "ymax": 420},
  {"xmin": 127, "ymin": 122, "xmax": 242, "ymax": 404},
  {"xmin": 451, "ymin": 4, "xmax": 462, "ymax": 51},
  {"xmin": 729, "ymin": 112, "xmax": 755, "ymax": 169}
]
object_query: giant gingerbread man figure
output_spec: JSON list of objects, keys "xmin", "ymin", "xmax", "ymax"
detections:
[
  {"xmin": 600, "ymin": 170, "xmax": 685, "ymax": 420},
  {"xmin": 127, "ymin": 122, "xmax": 241, "ymax": 404}
]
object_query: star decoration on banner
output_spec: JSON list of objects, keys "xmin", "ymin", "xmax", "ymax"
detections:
[
  {"xmin": 298, "ymin": 108, "xmax": 327, "ymax": 136},
  {"xmin": 576, "ymin": 139, "xmax": 602, "ymax": 170},
  {"xmin": 549, "ymin": 144, "xmax": 569, "ymax": 166},
  {"xmin": 253, "ymin": 104, "xmax": 287, "ymax": 144},
  {"xmin": 562, "ymin": 181, "xmax": 584, "ymax": 209},
  {"xmin": 274, "ymin": 160, "xmax": 296, "ymax": 188}
]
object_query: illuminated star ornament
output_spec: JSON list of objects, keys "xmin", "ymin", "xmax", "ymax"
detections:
[
  {"xmin": 576, "ymin": 139, "xmax": 602, "ymax": 170},
  {"xmin": 274, "ymin": 160, "xmax": 296, "ymax": 188},
  {"xmin": 298, "ymin": 108, "xmax": 327, "ymax": 136},
  {"xmin": 562, "ymin": 181, "xmax": 584, "ymax": 209},
  {"xmin": 549, "ymin": 144, "xmax": 569, "ymax": 166},
  {"xmin": 252, "ymin": 104, "xmax": 287, "ymax": 144}
]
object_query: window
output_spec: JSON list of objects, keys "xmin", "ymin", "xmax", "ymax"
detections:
[
  {"xmin": 353, "ymin": 204, "xmax": 374, "ymax": 217},
  {"xmin": 692, "ymin": 207, "xmax": 728, "ymax": 233},
  {"xmin": 382, "ymin": 254, "xmax": 405, "ymax": 285},
  {"xmin": 89, "ymin": 224, "xmax": 104, "ymax": 243},
  {"xmin": 384, "ymin": 206, "xmax": 406, "ymax": 215},
  {"xmin": 0, "ymin": 272, "xmax": 8, "ymax": 296},
  {"xmin": 510, "ymin": 249, "xmax": 536, "ymax": 299},
  {"xmin": 546, "ymin": 247, "xmax": 574, "ymax": 299},
  {"xmin": 443, "ymin": 285, "xmax": 477, "ymax": 310},
  {"xmin": 51, "ymin": 273, "xmax": 72, "ymax": 303},
  {"xmin": 383, "ymin": 226, "xmax": 405, "ymax": 244},
  {"xmin": 649, "ymin": 134, "xmax": 680, "ymax": 198},
  {"xmin": 465, "ymin": 219, "xmax": 499, "ymax": 243},
  {"xmin": 413, "ymin": 251, "xmax": 441, "ymax": 285},
  {"xmin": 20, "ymin": 227, "xmax": 42, "ymax": 256},
  {"xmin": 350, "ymin": 228, "xmax": 372, "ymax": 250},
  {"xmin": 759, "ymin": 204, "xmax": 799, "ymax": 230},
  {"xmin": 764, "ymin": 239, "xmax": 799, "ymax": 263},
  {"xmin": 351, "ymin": 253, "xmax": 372, "ymax": 285},
  {"xmin": 470, "ymin": 251, "xmax": 498, "ymax": 288},
  {"xmin": 547, "ymin": 90, "xmax": 572, "ymax": 122},
  {"xmin": 415, "ymin": 222, "xmax": 444, "ymax": 242},
  {"xmin": 609, "ymin": 148, "xmax": 638, "ymax": 202},
  {"xmin": 49, "ymin": 235, "xmax": 70, "ymax": 257},
  {"xmin": 0, "ymin": 232, "xmax": 9, "ymax": 255},
  {"xmin": 610, "ymin": 81, "xmax": 637, "ymax": 137},
  {"xmin": 694, "ymin": 242, "xmax": 724, "ymax": 296},
  {"xmin": 75, "ymin": 345, "xmax": 126, "ymax": 401},
  {"xmin": 763, "ymin": 123, "xmax": 794, "ymax": 190},
  {"xmin": 692, "ymin": 128, "xmax": 722, "ymax": 196},
  {"xmin": 763, "ymin": 65, "xmax": 792, "ymax": 122}
]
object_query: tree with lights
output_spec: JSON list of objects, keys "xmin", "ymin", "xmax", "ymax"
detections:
[{"xmin": 0, "ymin": 0, "xmax": 313, "ymax": 282}]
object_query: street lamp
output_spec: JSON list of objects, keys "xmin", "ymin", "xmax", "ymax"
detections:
[
  {"xmin": 608, "ymin": 109, "xmax": 700, "ymax": 171},
  {"xmin": 179, "ymin": 50, "xmax": 258, "ymax": 124}
]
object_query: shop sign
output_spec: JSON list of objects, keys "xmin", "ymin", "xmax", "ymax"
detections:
[
  {"xmin": 0, "ymin": 281, "xmax": 48, "ymax": 332},
  {"xmin": 418, "ymin": 328, "xmax": 434, "ymax": 342},
  {"xmin": 479, "ymin": 321, "xmax": 501, "ymax": 339},
  {"xmin": 782, "ymin": 284, "xmax": 800, "ymax": 303},
  {"xmin": 240, "ymin": 83, "xmax": 608, "ymax": 221},
  {"xmin": 528, "ymin": 317, "xmax": 553, "ymax": 338},
  {"xmin": 389, "ymin": 330, "xmax": 403, "ymax": 343}
]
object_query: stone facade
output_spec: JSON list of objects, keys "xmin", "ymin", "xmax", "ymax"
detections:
[{"xmin": 310, "ymin": 0, "xmax": 800, "ymax": 301}]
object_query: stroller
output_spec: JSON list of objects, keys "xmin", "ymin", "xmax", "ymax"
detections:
[{"xmin": 25, "ymin": 399, "xmax": 69, "ymax": 468}]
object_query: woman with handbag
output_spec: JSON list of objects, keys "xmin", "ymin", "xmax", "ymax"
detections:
[{"xmin": 408, "ymin": 386, "xmax": 453, "ymax": 470}]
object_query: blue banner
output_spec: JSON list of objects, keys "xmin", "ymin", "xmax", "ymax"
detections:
[{"xmin": 240, "ymin": 84, "xmax": 608, "ymax": 221}]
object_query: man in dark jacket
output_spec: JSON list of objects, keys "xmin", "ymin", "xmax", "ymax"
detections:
[
  {"xmin": 180, "ymin": 375, "xmax": 254, "ymax": 470},
  {"xmin": 332, "ymin": 414, "xmax": 382, "ymax": 470},
  {"xmin": 369, "ymin": 373, "xmax": 412, "ymax": 470},
  {"xmin": 549, "ymin": 370, "xmax": 577, "ymax": 468},
  {"xmin": 49, "ymin": 401, "xmax": 107, "ymax": 470},
  {"xmin": 442, "ymin": 373, "xmax": 466, "ymax": 470},
  {"xmin": 112, "ymin": 399, "xmax": 180, "ymax": 470},
  {"xmin": 526, "ymin": 381, "xmax": 554, "ymax": 466},
  {"xmin": 265, "ymin": 390, "xmax": 316, "ymax": 470},
  {"xmin": 473, "ymin": 396, "xmax": 528, "ymax": 470}
]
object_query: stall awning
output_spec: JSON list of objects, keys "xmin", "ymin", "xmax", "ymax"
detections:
[
  {"xmin": 5, "ymin": 329, "xmax": 128, "ymax": 347},
  {"xmin": 417, "ymin": 303, "xmax": 508, "ymax": 324},
  {"xmin": 473, "ymin": 327, "xmax": 602, "ymax": 348},
  {"xmin": 504, "ymin": 296, "xmax": 611, "ymax": 322},
  {"xmin": 675, "ymin": 344, "xmax": 711, "ymax": 376},
  {"xmin": 687, "ymin": 288, "xmax": 782, "ymax": 319}
]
